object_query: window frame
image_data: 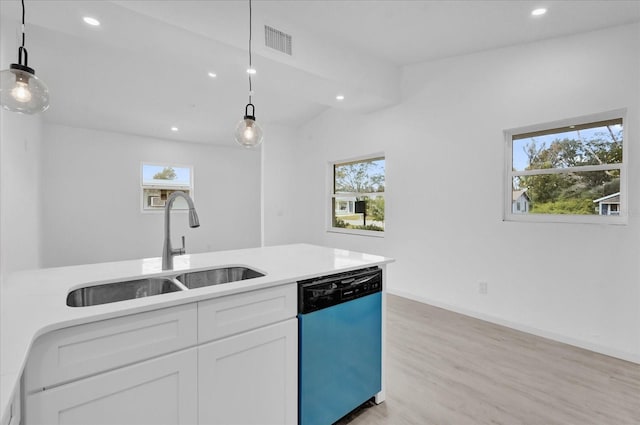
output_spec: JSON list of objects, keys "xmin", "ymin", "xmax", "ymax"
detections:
[
  {"xmin": 327, "ymin": 153, "xmax": 386, "ymax": 237},
  {"xmin": 504, "ymin": 110, "xmax": 627, "ymax": 225},
  {"xmin": 140, "ymin": 162, "xmax": 194, "ymax": 213}
]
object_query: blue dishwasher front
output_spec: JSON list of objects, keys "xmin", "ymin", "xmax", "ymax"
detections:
[{"xmin": 298, "ymin": 267, "xmax": 382, "ymax": 425}]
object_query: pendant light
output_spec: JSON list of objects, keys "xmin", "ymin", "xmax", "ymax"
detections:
[
  {"xmin": 0, "ymin": 0, "xmax": 50, "ymax": 114},
  {"xmin": 234, "ymin": 0, "xmax": 264, "ymax": 148}
]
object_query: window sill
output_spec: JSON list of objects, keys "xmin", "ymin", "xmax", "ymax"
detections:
[
  {"xmin": 504, "ymin": 213, "xmax": 627, "ymax": 225},
  {"xmin": 141, "ymin": 209, "xmax": 189, "ymax": 214},
  {"xmin": 326, "ymin": 228, "xmax": 385, "ymax": 238}
]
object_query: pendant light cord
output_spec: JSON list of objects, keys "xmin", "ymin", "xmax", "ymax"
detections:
[
  {"xmin": 248, "ymin": 0, "xmax": 253, "ymax": 104},
  {"xmin": 18, "ymin": 0, "xmax": 28, "ymax": 66},
  {"xmin": 21, "ymin": 0, "xmax": 25, "ymax": 48}
]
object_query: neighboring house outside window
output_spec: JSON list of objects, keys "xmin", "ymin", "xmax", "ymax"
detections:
[
  {"xmin": 593, "ymin": 192, "xmax": 620, "ymax": 216},
  {"xmin": 512, "ymin": 190, "xmax": 530, "ymax": 214},
  {"xmin": 141, "ymin": 163, "xmax": 193, "ymax": 211},
  {"xmin": 505, "ymin": 111, "xmax": 625, "ymax": 223},
  {"xmin": 330, "ymin": 156, "xmax": 385, "ymax": 235}
]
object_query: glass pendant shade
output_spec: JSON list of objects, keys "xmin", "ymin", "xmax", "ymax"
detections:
[
  {"xmin": 1, "ymin": 63, "xmax": 49, "ymax": 114},
  {"xmin": 234, "ymin": 103, "xmax": 264, "ymax": 148}
]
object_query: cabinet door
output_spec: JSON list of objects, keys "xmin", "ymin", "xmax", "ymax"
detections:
[
  {"xmin": 25, "ymin": 348, "xmax": 197, "ymax": 425},
  {"xmin": 199, "ymin": 319, "xmax": 298, "ymax": 425}
]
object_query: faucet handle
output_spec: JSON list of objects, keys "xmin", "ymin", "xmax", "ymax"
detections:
[{"xmin": 172, "ymin": 236, "xmax": 186, "ymax": 256}]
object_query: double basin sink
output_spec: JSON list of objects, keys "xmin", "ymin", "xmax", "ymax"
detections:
[{"xmin": 67, "ymin": 267, "xmax": 265, "ymax": 307}]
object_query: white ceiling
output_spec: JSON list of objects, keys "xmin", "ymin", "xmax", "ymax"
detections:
[{"xmin": 1, "ymin": 0, "xmax": 639, "ymax": 146}]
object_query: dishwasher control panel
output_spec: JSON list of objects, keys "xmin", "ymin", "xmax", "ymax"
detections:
[{"xmin": 298, "ymin": 267, "xmax": 382, "ymax": 314}]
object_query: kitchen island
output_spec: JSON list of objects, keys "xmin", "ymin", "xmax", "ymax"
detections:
[{"xmin": 0, "ymin": 244, "xmax": 393, "ymax": 425}]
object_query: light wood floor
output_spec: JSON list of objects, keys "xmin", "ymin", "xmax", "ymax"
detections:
[{"xmin": 337, "ymin": 294, "xmax": 640, "ymax": 425}]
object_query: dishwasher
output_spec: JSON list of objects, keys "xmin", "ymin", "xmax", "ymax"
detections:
[{"xmin": 298, "ymin": 267, "xmax": 382, "ymax": 425}]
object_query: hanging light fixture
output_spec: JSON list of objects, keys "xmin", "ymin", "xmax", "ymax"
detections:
[
  {"xmin": 234, "ymin": 0, "xmax": 264, "ymax": 148},
  {"xmin": 0, "ymin": 0, "xmax": 50, "ymax": 114}
]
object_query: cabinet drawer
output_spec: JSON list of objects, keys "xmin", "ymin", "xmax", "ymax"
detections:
[
  {"xmin": 198, "ymin": 283, "xmax": 296, "ymax": 343},
  {"xmin": 25, "ymin": 303, "xmax": 197, "ymax": 392}
]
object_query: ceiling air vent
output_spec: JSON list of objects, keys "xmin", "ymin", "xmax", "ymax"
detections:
[{"xmin": 264, "ymin": 25, "xmax": 292, "ymax": 56}]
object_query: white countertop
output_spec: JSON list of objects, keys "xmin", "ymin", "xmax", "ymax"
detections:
[{"xmin": 0, "ymin": 243, "xmax": 393, "ymax": 421}]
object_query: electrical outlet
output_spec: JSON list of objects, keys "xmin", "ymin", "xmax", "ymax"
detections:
[{"xmin": 478, "ymin": 281, "xmax": 488, "ymax": 295}]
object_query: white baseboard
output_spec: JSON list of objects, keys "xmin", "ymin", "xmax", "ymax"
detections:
[{"xmin": 386, "ymin": 287, "xmax": 640, "ymax": 365}]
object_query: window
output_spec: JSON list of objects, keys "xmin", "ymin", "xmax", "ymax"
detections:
[
  {"xmin": 505, "ymin": 111, "xmax": 625, "ymax": 223},
  {"xmin": 330, "ymin": 156, "xmax": 385, "ymax": 234},
  {"xmin": 141, "ymin": 163, "xmax": 193, "ymax": 211}
]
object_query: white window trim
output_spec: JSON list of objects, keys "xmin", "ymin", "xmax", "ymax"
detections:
[
  {"xmin": 140, "ymin": 162, "xmax": 195, "ymax": 214},
  {"xmin": 327, "ymin": 153, "xmax": 386, "ymax": 237},
  {"xmin": 327, "ymin": 227, "xmax": 386, "ymax": 238},
  {"xmin": 503, "ymin": 109, "xmax": 627, "ymax": 225}
]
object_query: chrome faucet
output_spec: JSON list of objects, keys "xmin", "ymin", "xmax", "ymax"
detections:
[{"xmin": 162, "ymin": 191, "xmax": 200, "ymax": 270}]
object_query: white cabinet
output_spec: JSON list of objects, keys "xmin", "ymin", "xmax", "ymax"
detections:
[
  {"xmin": 22, "ymin": 283, "xmax": 297, "ymax": 425},
  {"xmin": 198, "ymin": 318, "xmax": 298, "ymax": 425},
  {"xmin": 25, "ymin": 348, "xmax": 198, "ymax": 425},
  {"xmin": 25, "ymin": 303, "xmax": 197, "ymax": 392}
]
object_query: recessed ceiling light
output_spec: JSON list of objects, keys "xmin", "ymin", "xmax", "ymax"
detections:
[
  {"xmin": 336, "ymin": 95, "xmax": 345, "ymax": 101},
  {"xmin": 171, "ymin": 126, "xmax": 179, "ymax": 132},
  {"xmin": 208, "ymin": 72, "xmax": 217, "ymax": 78},
  {"xmin": 83, "ymin": 16, "xmax": 101, "ymax": 26},
  {"xmin": 247, "ymin": 68, "xmax": 256, "ymax": 75},
  {"xmin": 531, "ymin": 8, "xmax": 547, "ymax": 16}
]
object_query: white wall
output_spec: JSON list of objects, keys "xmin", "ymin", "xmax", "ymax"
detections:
[
  {"xmin": 262, "ymin": 124, "xmax": 304, "ymax": 246},
  {"xmin": 0, "ymin": 17, "xmax": 44, "ymax": 278},
  {"xmin": 42, "ymin": 124, "xmax": 261, "ymax": 267},
  {"xmin": 0, "ymin": 111, "xmax": 43, "ymax": 276},
  {"xmin": 264, "ymin": 24, "xmax": 640, "ymax": 362}
]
